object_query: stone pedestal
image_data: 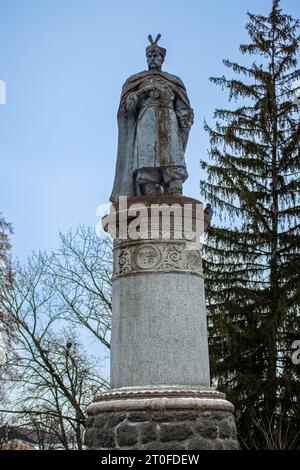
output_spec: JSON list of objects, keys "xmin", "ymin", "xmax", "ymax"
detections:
[
  {"xmin": 86, "ymin": 388, "xmax": 238, "ymax": 450},
  {"xmin": 86, "ymin": 196, "xmax": 239, "ymax": 450}
]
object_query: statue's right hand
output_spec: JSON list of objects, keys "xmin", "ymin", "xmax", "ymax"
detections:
[{"xmin": 125, "ymin": 92, "xmax": 139, "ymax": 112}]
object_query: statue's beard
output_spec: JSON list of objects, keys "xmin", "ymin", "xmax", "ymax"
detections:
[{"xmin": 148, "ymin": 62, "xmax": 161, "ymax": 70}]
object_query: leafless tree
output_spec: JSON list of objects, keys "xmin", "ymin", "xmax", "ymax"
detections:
[
  {"xmin": 0, "ymin": 213, "xmax": 13, "ymax": 297},
  {"xmin": 49, "ymin": 226, "xmax": 112, "ymax": 350},
  {"xmin": 0, "ymin": 214, "xmax": 14, "ymax": 402},
  {"xmin": 244, "ymin": 408, "xmax": 300, "ymax": 450},
  {"xmin": 0, "ymin": 250, "xmax": 109, "ymax": 449}
]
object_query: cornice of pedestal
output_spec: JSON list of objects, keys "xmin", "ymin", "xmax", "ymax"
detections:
[
  {"xmin": 102, "ymin": 195, "xmax": 212, "ymax": 240},
  {"xmin": 112, "ymin": 195, "xmax": 204, "ymax": 212},
  {"xmin": 98, "ymin": 386, "xmax": 226, "ymax": 400},
  {"xmin": 87, "ymin": 387, "xmax": 234, "ymax": 415}
]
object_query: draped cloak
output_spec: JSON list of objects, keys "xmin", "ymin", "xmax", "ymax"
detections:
[{"xmin": 110, "ymin": 70, "xmax": 193, "ymax": 202}]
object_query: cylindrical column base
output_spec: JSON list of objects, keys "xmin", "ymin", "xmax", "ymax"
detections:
[{"xmin": 85, "ymin": 388, "xmax": 239, "ymax": 450}]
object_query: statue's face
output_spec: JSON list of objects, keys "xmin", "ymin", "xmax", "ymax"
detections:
[{"xmin": 146, "ymin": 48, "xmax": 163, "ymax": 70}]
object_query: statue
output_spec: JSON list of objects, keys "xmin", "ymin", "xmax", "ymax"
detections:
[{"xmin": 110, "ymin": 34, "xmax": 194, "ymax": 202}]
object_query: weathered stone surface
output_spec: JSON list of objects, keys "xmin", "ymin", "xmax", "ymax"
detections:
[
  {"xmin": 140, "ymin": 423, "xmax": 157, "ymax": 444},
  {"xmin": 152, "ymin": 411, "xmax": 176, "ymax": 422},
  {"xmin": 144, "ymin": 441, "xmax": 186, "ymax": 451},
  {"xmin": 116, "ymin": 423, "xmax": 138, "ymax": 447},
  {"xmin": 108, "ymin": 413, "xmax": 126, "ymax": 427},
  {"xmin": 196, "ymin": 420, "xmax": 218, "ymax": 439},
  {"xmin": 213, "ymin": 411, "xmax": 232, "ymax": 420},
  {"xmin": 160, "ymin": 423, "xmax": 193, "ymax": 442},
  {"xmin": 84, "ymin": 428, "xmax": 94, "ymax": 447},
  {"xmin": 231, "ymin": 424, "xmax": 238, "ymax": 439},
  {"xmin": 93, "ymin": 414, "xmax": 109, "ymax": 428},
  {"xmin": 128, "ymin": 411, "xmax": 149, "ymax": 422},
  {"xmin": 187, "ymin": 438, "xmax": 223, "ymax": 451},
  {"xmin": 222, "ymin": 439, "xmax": 240, "ymax": 450},
  {"xmin": 85, "ymin": 416, "xmax": 94, "ymax": 428},
  {"xmin": 95, "ymin": 429, "xmax": 115, "ymax": 448},
  {"xmin": 219, "ymin": 419, "xmax": 233, "ymax": 438},
  {"xmin": 86, "ymin": 402, "xmax": 239, "ymax": 450},
  {"xmin": 176, "ymin": 411, "xmax": 199, "ymax": 421}
]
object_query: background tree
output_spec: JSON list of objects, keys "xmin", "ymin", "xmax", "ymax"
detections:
[
  {"xmin": 0, "ymin": 213, "xmax": 14, "ymax": 402},
  {"xmin": 201, "ymin": 0, "xmax": 300, "ymax": 449},
  {"xmin": 0, "ymin": 233, "xmax": 111, "ymax": 449},
  {"xmin": 0, "ymin": 214, "xmax": 13, "ymax": 292},
  {"xmin": 49, "ymin": 226, "xmax": 112, "ymax": 350},
  {"xmin": 0, "ymin": 213, "xmax": 13, "ymax": 337}
]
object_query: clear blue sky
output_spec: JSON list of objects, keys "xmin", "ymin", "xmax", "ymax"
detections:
[{"xmin": 0, "ymin": 0, "xmax": 299, "ymax": 260}]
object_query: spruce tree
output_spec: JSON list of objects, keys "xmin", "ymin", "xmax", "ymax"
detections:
[{"xmin": 201, "ymin": 0, "xmax": 300, "ymax": 449}]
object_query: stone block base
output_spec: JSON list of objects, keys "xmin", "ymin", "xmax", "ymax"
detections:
[{"xmin": 85, "ymin": 388, "xmax": 239, "ymax": 450}]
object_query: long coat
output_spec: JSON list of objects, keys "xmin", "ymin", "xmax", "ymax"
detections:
[{"xmin": 110, "ymin": 70, "xmax": 193, "ymax": 202}]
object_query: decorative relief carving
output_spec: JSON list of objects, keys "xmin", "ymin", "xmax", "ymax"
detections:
[
  {"xmin": 186, "ymin": 250, "xmax": 203, "ymax": 273},
  {"xmin": 113, "ymin": 242, "xmax": 203, "ymax": 277},
  {"xmin": 117, "ymin": 248, "xmax": 132, "ymax": 275},
  {"xmin": 134, "ymin": 245, "xmax": 161, "ymax": 270},
  {"xmin": 160, "ymin": 244, "xmax": 185, "ymax": 270}
]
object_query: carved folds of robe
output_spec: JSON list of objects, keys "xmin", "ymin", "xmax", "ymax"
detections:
[{"xmin": 110, "ymin": 70, "xmax": 194, "ymax": 201}]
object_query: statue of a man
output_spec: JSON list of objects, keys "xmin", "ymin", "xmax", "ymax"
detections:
[{"xmin": 110, "ymin": 34, "xmax": 194, "ymax": 202}]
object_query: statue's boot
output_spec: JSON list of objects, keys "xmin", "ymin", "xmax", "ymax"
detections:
[
  {"xmin": 143, "ymin": 183, "xmax": 163, "ymax": 195},
  {"xmin": 168, "ymin": 181, "xmax": 183, "ymax": 197}
]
